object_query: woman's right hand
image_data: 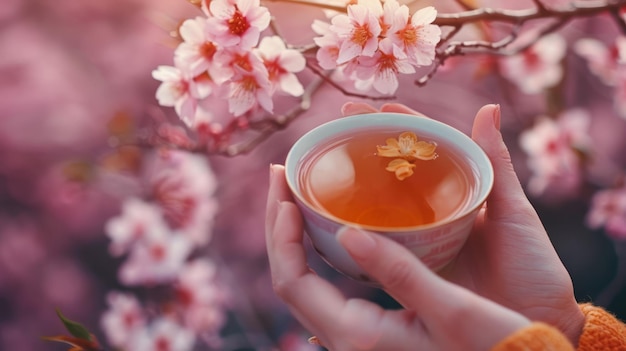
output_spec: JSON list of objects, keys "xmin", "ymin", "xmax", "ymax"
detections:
[{"xmin": 342, "ymin": 102, "xmax": 586, "ymax": 344}]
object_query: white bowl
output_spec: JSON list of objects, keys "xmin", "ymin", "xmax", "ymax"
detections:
[{"xmin": 284, "ymin": 112, "xmax": 494, "ymax": 283}]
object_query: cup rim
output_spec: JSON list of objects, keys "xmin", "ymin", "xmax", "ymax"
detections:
[{"xmin": 284, "ymin": 112, "xmax": 494, "ymax": 232}]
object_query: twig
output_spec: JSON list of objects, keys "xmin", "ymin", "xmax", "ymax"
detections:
[
  {"xmin": 304, "ymin": 61, "xmax": 397, "ymax": 101},
  {"xmin": 219, "ymin": 76, "xmax": 325, "ymax": 156},
  {"xmin": 434, "ymin": 0, "xmax": 626, "ymax": 26},
  {"xmin": 610, "ymin": 7, "xmax": 626, "ymax": 34}
]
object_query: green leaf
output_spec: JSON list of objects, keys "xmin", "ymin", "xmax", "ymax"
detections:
[{"xmin": 55, "ymin": 309, "xmax": 92, "ymax": 341}]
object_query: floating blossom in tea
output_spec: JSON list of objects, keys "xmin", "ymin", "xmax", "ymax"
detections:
[{"xmin": 376, "ymin": 131, "xmax": 437, "ymax": 180}]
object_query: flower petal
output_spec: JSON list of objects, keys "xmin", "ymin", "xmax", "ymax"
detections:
[{"xmin": 386, "ymin": 158, "xmax": 415, "ymax": 180}]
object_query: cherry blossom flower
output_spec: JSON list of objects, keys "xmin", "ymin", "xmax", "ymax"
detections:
[
  {"xmin": 587, "ymin": 185, "xmax": 626, "ymax": 239},
  {"xmin": 376, "ymin": 131, "xmax": 438, "ymax": 160},
  {"xmin": 519, "ymin": 109, "xmax": 592, "ymax": 196},
  {"xmin": 118, "ymin": 230, "xmax": 194, "ymax": 286},
  {"xmin": 312, "ymin": 19, "xmax": 342, "ymax": 70},
  {"xmin": 175, "ymin": 259, "xmax": 226, "ymax": 333},
  {"xmin": 105, "ymin": 198, "xmax": 169, "ymax": 256},
  {"xmin": 174, "ymin": 17, "xmax": 230, "ymax": 84},
  {"xmin": 146, "ymin": 150, "xmax": 218, "ymax": 246},
  {"xmin": 100, "ymin": 292, "xmax": 146, "ymax": 349},
  {"xmin": 253, "ymin": 36, "xmax": 306, "ymax": 96},
  {"xmin": 385, "ymin": 158, "xmax": 416, "ymax": 180},
  {"xmin": 500, "ymin": 33, "xmax": 567, "ymax": 94},
  {"xmin": 152, "ymin": 65, "xmax": 213, "ymax": 127},
  {"xmin": 213, "ymin": 47, "xmax": 264, "ymax": 85},
  {"xmin": 574, "ymin": 36, "xmax": 626, "ymax": 85},
  {"xmin": 376, "ymin": 131, "xmax": 437, "ymax": 180},
  {"xmin": 129, "ymin": 318, "xmax": 195, "ymax": 351},
  {"xmin": 206, "ymin": 0, "xmax": 270, "ymax": 50},
  {"xmin": 330, "ymin": 0, "xmax": 382, "ymax": 64},
  {"xmin": 228, "ymin": 63, "xmax": 273, "ymax": 116},
  {"xmin": 355, "ymin": 38, "xmax": 415, "ymax": 94},
  {"xmin": 387, "ymin": 5, "xmax": 441, "ymax": 67}
]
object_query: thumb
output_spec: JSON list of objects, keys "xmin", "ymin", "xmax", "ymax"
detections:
[{"xmin": 471, "ymin": 105, "xmax": 530, "ymax": 221}]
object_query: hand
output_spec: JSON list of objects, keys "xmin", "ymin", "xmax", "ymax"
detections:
[
  {"xmin": 266, "ymin": 164, "xmax": 531, "ymax": 350},
  {"xmin": 341, "ymin": 102, "xmax": 586, "ymax": 343}
]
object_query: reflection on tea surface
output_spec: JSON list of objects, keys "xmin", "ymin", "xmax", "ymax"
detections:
[{"xmin": 299, "ymin": 130, "xmax": 475, "ymax": 228}]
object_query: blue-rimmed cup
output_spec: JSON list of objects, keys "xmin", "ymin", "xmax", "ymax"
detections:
[{"xmin": 284, "ymin": 112, "xmax": 494, "ymax": 283}]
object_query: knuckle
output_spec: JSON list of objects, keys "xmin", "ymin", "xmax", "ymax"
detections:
[
  {"xmin": 382, "ymin": 259, "xmax": 414, "ymax": 290},
  {"xmin": 440, "ymin": 296, "xmax": 475, "ymax": 323},
  {"xmin": 271, "ymin": 277, "xmax": 293, "ymax": 300}
]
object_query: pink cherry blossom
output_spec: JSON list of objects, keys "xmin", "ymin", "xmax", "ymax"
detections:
[
  {"xmin": 206, "ymin": 0, "xmax": 270, "ymax": 50},
  {"xmin": 500, "ymin": 33, "xmax": 566, "ymax": 94},
  {"xmin": 105, "ymin": 198, "xmax": 169, "ymax": 257},
  {"xmin": 312, "ymin": 19, "xmax": 342, "ymax": 70},
  {"xmin": 175, "ymin": 259, "xmax": 226, "ymax": 333},
  {"xmin": 174, "ymin": 17, "xmax": 230, "ymax": 84},
  {"xmin": 254, "ymin": 36, "xmax": 306, "ymax": 96},
  {"xmin": 574, "ymin": 36, "xmax": 626, "ymax": 85},
  {"xmin": 152, "ymin": 65, "xmax": 213, "ymax": 127},
  {"xmin": 376, "ymin": 0, "xmax": 401, "ymax": 38},
  {"xmin": 587, "ymin": 185, "xmax": 626, "ymax": 239},
  {"xmin": 118, "ymin": 230, "xmax": 194, "ymax": 286},
  {"xmin": 145, "ymin": 150, "xmax": 218, "ymax": 246},
  {"xmin": 101, "ymin": 292, "xmax": 147, "ymax": 349},
  {"xmin": 213, "ymin": 47, "xmax": 262, "ymax": 83},
  {"xmin": 355, "ymin": 38, "xmax": 415, "ymax": 94},
  {"xmin": 129, "ymin": 318, "xmax": 196, "ymax": 351},
  {"xmin": 387, "ymin": 5, "xmax": 441, "ymax": 67},
  {"xmin": 519, "ymin": 109, "xmax": 592, "ymax": 196},
  {"xmin": 330, "ymin": 1, "xmax": 382, "ymax": 64},
  {"xmin": 227, "ymin": 62, "xmax": 273, "ymax": 116}
]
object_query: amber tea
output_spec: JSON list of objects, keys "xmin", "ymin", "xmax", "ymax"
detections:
[{"xmin": 297, "ymin": 129, "xmax": 476, "ymax": 228}]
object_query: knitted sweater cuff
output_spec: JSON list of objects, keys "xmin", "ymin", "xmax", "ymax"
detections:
[
  {"xmin": 490, "ymin": 322, "xmax": 575, "ymax": 351},
  {"xmin": 577, "ymin": 303, "xmax": 626, "ymax": 351}
]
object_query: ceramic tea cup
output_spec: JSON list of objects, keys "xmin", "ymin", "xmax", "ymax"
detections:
[{"xmin": 284, "ymin": 112, "xmax": 494, "ymax": 284}]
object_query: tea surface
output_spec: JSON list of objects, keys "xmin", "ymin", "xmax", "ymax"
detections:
[{"xmin": 298, "ymin": 129, "xmax": 475, "ymax": 228}]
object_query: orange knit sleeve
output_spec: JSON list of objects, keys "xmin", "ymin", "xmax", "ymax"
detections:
[
  {"xmin": 577, "ymin": 303, "xmax": 626, "ymax": 351},
  {"xmin": 490, "ymin": 322, "xmax": 575, "ymax": 351}
]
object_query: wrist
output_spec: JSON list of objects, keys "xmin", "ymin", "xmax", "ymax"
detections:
[{"xmin": 559, "ymin": 301, "xmax": 586, "ymax": 346}]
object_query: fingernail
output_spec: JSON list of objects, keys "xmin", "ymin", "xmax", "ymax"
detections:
[
  {"xmin": 340, "ymin": 102, "xmax": 355, "ymax": 116},
  {"xmin": 493, "ymin": 104, "xmax": 501, "ymax": 130},
  {"xmin": 337, "ymin": 227, "xmax": 376, "ymax": 259}
]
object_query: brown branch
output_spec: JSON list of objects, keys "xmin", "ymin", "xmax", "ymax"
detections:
[
  {"xmin": 305, "ymin": 60, "xmax": 397, "ymax": 101},
  {"xmin": 434, "ymin": 0, "xmax": 626, "ymax": 26},
  {"xmin": 220, "ymin": 77, "xmax": 325, "ymax": 156},
  {"xmin": 532, "ymin": 0, "xmax": 549, "ymax": 12},
  {"xmin": 262, "ymin": 0, "xmax": 346, "ymax": 12},
  {"xmin": 610, "ymin": 7, "xmax": 626, "ymax": 34}
]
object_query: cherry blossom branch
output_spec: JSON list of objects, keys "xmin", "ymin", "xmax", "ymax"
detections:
[
  {"xmin": 434, "ymin": 0, "xmax": 626, "ymax": 26},
  {"xmin": 304, "ymin": 61, "xmax": 397, "ymax": 102},
  {"xmin": 416, "ymin": 0, "xmax": 626, "ymax": 86},
  {"xmin": 609, "ymin": 7, "xmax": 626, "ymax": 34}
]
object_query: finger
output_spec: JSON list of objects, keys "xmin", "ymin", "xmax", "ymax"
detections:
[
  {"xmin": 336, "ymin": 227, "xmax": 454, "ymax": 323},
  {"xmin": 341, "ymin": 102, "xmax": 379, "ymax": 116},
  {"xmin": 267, "ymin": 200, "xmax": 347, "ymax": 337},
  {"xmin": 265, "ymin": 164, "xmax": 292, "ymax": 236},
  {"xmin": 470, "ymin": 105, "xmax": 535, "ymax": 222},
  {"xmin": 336, "ymin": 227, "xmax": 531, "ymax": 348},
  {"xmin": 337, "ymin": 299, "xmax": 428, "ymax": 350},
  {"xmin": 379, "ymin": 103, "xmax": 427, "ymax": 117}
]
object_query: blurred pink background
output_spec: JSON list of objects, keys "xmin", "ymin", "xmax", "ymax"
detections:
[{"xmin": 1, "ymin": 0, "xmax": 625, "ymax": 350}]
